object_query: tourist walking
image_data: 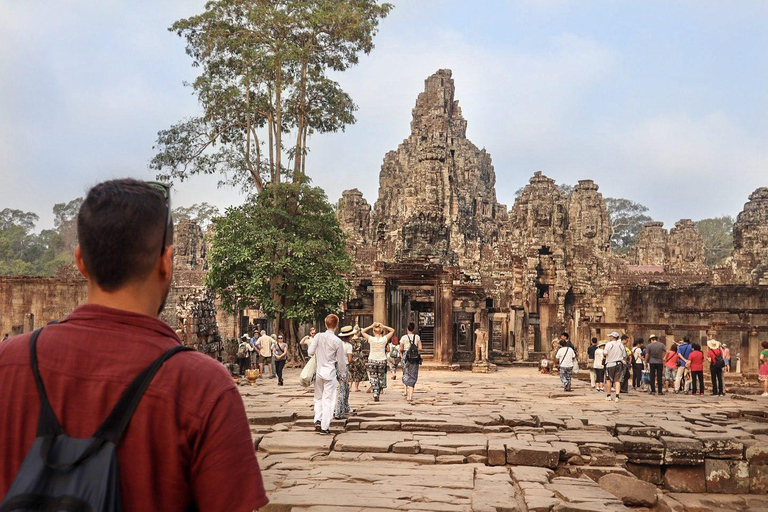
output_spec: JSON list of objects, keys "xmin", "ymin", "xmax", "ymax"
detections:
[
  {"xmin": 273, "ymin": 334, "xmax": 288, "ymax": 386},
  {"xmin": 707, "ymin": 339, "xmax": 725, "ymax": 396},
  {"xmin": 759, "ymin": 341, "xmax": 768, "ymax": 396},
  {"xmin": 664, "ymin": 342, "xmax": 679, "ymax": 393},
  {"xmin": 723, "ymin": 343, "xmax": 731, "ymax": 372},
  {"xmin": 361, "ymin": 322, "xmax": 394, "ymax": 401},
  {"xmin": 387, "ymin": 336, "xmax": 402, "ymax": 380},
  {"xmin": 632, "ymin": 340, "xmax": 644, "ymax": 390},
  {"xmin": 334, "ymin": 326, "xmax": 355, "ymax": 419},
  {"xmin": 688, "ymin": 343, "xmax": 705, "ymax": 395},
  {"xmin": 349, "ymin": 327, "xmax": 369, "ymax": 392},
  {"xmin": 236, "ymin": 334, "xmax": 252, "ymax": 377},
  {"xmin": 587, "ymin": 338, "xmax": 598, "ymax": 390},
  {"xmin": 604, "ymin": 332, "xmax": 626, "ymax": 402},
  {"xmin": 308, "ymin": 314, "xmax": 348, "ymax": 434},
  {"xmin": 593, "ymin": 341, "xmax": 606, "ymax": 392},
  {"xmin": 674, "ymin": 336, "xmax": 693, "ymax": 393},
  {"xmin": 255, "ymin": 330, "xmax": 274, "ymax": 378},
  {"xmin": 556, "ymin": 339, "xmax": 577, "ymax": 392},
  {"xmin": 268, "ymin": 334, "xmax": 278, "ymax": 378},
  {"xmin": 620, "ymin": 334, "xmax": 632, "ymax": 394},
  {"xmin": 0, "ymin": 179, "xmax": 268, "ymax": 510},
  {"xmin": 645, "ymin": 334, "xmax": 666, "ymax": 395},
  {"xmin": 401, "ymin": 323, "xmax": 423, "ymax": 403}
]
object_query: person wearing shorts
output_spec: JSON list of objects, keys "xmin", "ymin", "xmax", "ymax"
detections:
[
  {"xmin": 603, "ymin": 332, "xmax": 626, "ymax": 402},
  {"xmin": 664, "ymin": 343, "xmax": 679, "ymax": 392}
]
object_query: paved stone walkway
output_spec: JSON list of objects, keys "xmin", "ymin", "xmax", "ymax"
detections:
[{"xmin": 242, "ymin": 367, "xmax": 768, "ymax": 511}]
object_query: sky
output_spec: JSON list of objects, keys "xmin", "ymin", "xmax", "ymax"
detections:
[{"xmin": 1, "ymin": 0, "xmax": 767, "ymax": 231}]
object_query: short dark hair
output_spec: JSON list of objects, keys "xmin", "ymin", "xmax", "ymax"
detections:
[
  {"xmin": 559, "ymin": 339, "xmax": 567, "ymax": 347},
  {"xmin": 692, "ymin": 343, "xmax": 701, "ymax": 351},
  {"xmin": 683, "ymin": 335, "xmax": 691, "ymax": 343},
  {"xmin": 560, "ymin": 332, "xmax": 569, "ymax": 339},
  {"xmin": 620, "ymin": 334, "xmax": 629, "ymax": 341},
  {"xmin": 762, "ymin": 341, "xmax": 768, "ymax": 349},
  {"xmin": 407, "ymin": 322, "xmax": 415, "ymax": 332},
  {"xmin": 591, "ymin": 338, "xmax": 598, "ymax": 344},
  {"xmin": 78, "ymin": 179, "xmax": 172, "ymax": 291}
]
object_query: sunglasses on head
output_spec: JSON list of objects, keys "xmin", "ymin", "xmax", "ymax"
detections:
[{"xmin": 146, "ymin": 181, "xmax": 172, "ymax": 257}]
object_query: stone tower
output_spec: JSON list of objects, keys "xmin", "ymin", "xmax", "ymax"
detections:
[
  {"xmin": 731, "ymin": 187, "xmax": 768, "ymax": 284},
  {"xmin": 370, "ymin": 69, "xmax": 500, "ymax": 276},
  {"xmin": 667, "ymin": 219, "xmax": 707, "ymax": 273},
  {"xmin": 635, "ymin": 222, "xmax": 668, "ymax": 267}
]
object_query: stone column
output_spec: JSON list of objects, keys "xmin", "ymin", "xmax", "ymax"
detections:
[
  {"xmin": 749, "ymin": 329, "xmax": 760, "ymax": 374},
  {"xmin": 373, "ymin": 277, "xmax": 387, "ymax": 325},
  {"xmin": 436, "ymin": 275, "xmax": 453, "ymax": 365}
]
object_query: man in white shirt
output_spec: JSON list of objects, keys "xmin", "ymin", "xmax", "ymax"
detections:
[
  {"xmin": 603, "ymin": 331, "xmax": 627, "ymax": 402},
  {"xmin": 308, "ymin": 314, "xmax": 348, "ymax": 434}
]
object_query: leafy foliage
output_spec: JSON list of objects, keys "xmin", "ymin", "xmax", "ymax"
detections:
[
  {"xmin": 151, "ymin": 0, "xmax": 392, "ymax": 193},
  {"xmin": 206, "ymin": 182, "xmax": 351, "ymax": 327},
  {"xmin": 172, "ymin": 202, "xmax": 221, "ymax": 230},
  {"xmin": 0, "ymin": 208, "xmax": 73, "ymax": 276},
  {"xmin": 604, "ymin": 197, "xmax": 653, "ymax": 254},
  {"xmin": 696, "ymin": 215, "xmax": 734, "ymax": 267}
]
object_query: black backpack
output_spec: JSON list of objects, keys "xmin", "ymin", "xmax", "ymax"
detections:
[
  {"xmin": 404, "ymin": 335, "xmax": 421, "ymax": 365},
  {"xmin": 0, "ymin": 328, "xmax": 192, "ymax": 512},
  {"xmin": 713, "ymin": 352, "xmax": 726, "ymax": 370}
]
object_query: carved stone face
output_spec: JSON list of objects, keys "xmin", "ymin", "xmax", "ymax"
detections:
[{"xmin": 534, "ymin": 203, "xmax": 551, "ymax": 227}]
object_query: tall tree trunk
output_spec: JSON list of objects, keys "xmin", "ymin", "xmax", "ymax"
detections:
[{"xmin": 274, "ymin": 62, "xmax": 283, "ymax": 199}]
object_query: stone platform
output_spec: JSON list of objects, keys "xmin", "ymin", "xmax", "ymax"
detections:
[{"xmin": 242, "ymin": 367, "xmax": 768, "ymax": 511}]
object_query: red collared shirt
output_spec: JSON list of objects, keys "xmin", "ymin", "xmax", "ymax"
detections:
[{"xmin": 0, "ymin": 304, "xmax": 267, "ymax": 511}]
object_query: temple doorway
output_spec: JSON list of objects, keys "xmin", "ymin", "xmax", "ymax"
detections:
[{"xmin": 389, "ymin": 284, "xmax": 435, "ymax": 357}]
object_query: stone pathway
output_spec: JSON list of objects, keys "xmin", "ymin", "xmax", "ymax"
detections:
[{"xmin": 242, "ymin": 368, "xmax": 768, "ymax": 511}]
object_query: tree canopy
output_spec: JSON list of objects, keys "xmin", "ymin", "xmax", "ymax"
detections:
[
  {"xmin": 696, "ymin": 215, "xmax": 734, "ymax": 267},
  {"xmin": 151, "ymin": 0, "xmax": 393, "ymax": 193},
  {"xmin": 605, "ymin": 197, "xmax": 653, "ymax": 254},
  {"xmin": 172, "ymin": 202, "xmax": 221, "ymax": 230},
  {"xmin": 0, "ymin": 203, "xmax": 80, "ymax": 276},
  {"xmin": 206, "ymin": 182, "xmax": 351, "ymax": 351}
]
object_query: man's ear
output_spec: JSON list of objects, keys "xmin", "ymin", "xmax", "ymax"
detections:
[
  {"xmin": 160, "ymin": 245, "xmax": 174, "ymax": 281},
  {"xmin": 74, "ymin": 246, "xmax": 89, "ymax": 279}
]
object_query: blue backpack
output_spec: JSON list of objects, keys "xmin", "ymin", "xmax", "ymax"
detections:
[{"xmin": 0, "ymin": 328, "xmax": 192, "ymax": 512}]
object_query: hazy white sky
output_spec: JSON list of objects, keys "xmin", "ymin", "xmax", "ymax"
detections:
[{"xmin": 1, "ymin": 1, "xmax": 767, "ymax": 230}]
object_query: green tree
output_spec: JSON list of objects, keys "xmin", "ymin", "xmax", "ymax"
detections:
[
  {"xmin": 52, "ymin": 197, "xmax": 83, "ymax": 261},
  {"xmin": 605, "ymin": 197, "xmax": 653, "ymax": 254},
  {"xmin": 172, "ymin": 202, "xmax": 221, "ymax": 230},
  {"xmin": 696, "ymin": 215, "xmax": 734, "ymax": 267},
  {"xmin": 152, "ymin": 0, "xmax": 392, "ymax": 194},
  {"xmin": 206, "ymin": 182, "xmax": 351, "ymax": 359}
]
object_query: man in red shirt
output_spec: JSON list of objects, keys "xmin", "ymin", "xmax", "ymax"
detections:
[{"xmin": 0, "ymin": 179, "xmax": 268, "ymax": 511}]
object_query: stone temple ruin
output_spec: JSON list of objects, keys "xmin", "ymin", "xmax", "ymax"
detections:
[
  {"xmin": 1, "ymin": 69, "xmax": 767, "ymax": 375},
  {"xmin": 336, "ymin": 69, "xmax": 768, "ymax": 372}
]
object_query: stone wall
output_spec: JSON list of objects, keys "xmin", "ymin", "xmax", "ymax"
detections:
[{"xmin": 0, "ymin": 276, "xmax": 87, "ymax": 336}]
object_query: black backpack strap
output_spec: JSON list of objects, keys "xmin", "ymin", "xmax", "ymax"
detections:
[
  {"xmin": 93, "ymin": 345, "xmax": 193, "ymax": 444},
  {"xmin": 29, "ymin": 328, "xmax": 64, "ymax": 437}
]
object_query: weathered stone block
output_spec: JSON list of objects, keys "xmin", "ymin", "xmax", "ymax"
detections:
[
  {"xmin": 626, "ymin": 462, "xmax": 663, "ymax": 485},
  {"xmin": 509, "ymin": 466, "xmax": 554, "ymax": 484},
  {"xmin": 392, "ymin": 440, "xmax": 419, "ymax": 454},
  {"xmin": 661, "ymin": 436, "xmax": 705, "ymax": 465},
  {"xmin": 598, "ymin": 474, "xmax": 658, "ymax": 507},
  {"xmin": 663, "ymin": 465, "xmax": 706, "ymax": 493},
  {"xmin": 506, "ymin": 445, "xmax": 560, "ymax": 469},
  {"xmin": 705, "ymin": 459, "xmax": 749, "ymax": 494},
  {"xmin": 746, "ymin": 441, "xmax": 768, "ymax": 464},
  {"xmin": 700, "ymin": 433, "xmax": 744, "ymax": 459},
  {"xmin": 750, "ymin": 464, "xmax": 768, "ymax": 494},
  {"xmin": 488, "ymin": 439, "xmax": 507, "ymax": 466}
]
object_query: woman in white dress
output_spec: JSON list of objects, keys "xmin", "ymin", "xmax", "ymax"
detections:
[{"xmin": 361, "ymin": 322, "xmax": 394, "ymax": 402}]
